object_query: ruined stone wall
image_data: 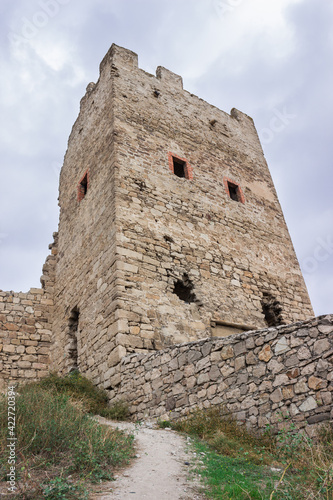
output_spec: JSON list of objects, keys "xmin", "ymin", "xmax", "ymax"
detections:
[
  {"xmin": 0, "ymin": 235, "xmax": 56, "ymax": 389},
  {"xmin": 112, "ymin": 316, "xmax": 333, "ymax": 432},
  {"xmin": 0, "ymin": 289, "xmax": 52, "ymax": 390}
]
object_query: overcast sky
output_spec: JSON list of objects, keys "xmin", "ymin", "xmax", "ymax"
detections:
[{"xmin": 0, "ymin": 0, "xmax": 332, "ymax": 317}]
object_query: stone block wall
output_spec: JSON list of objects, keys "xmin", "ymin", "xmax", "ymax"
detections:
[
  {"xmin": 112, "ymin": 43, "xmax": 314, "ymax": 351},
  {"xmin": 0, "ymin": 235, "xmax": 56, "ymax": 390},
  {"xmin": 0, "ymin": 289, "xmax": 52, "ymax": 390},
  {"xmin": 112, "ymin": 315, "xmax": 333, "ymax": 432}
]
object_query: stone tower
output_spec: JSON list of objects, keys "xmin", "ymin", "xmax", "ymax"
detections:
[{"xmin": 51, "ymin": 44, "xmax": 313, "ymax": 388}]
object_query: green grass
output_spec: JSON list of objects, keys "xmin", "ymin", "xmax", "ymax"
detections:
[
  {"xmin": 0, "ymin": 374, "xmax": 134, "ymax": 499},
  {"xmin": 192, "ymin": 439, "xmax": 279, "ymax": 500},
  {"xmin": 161, "ymin": 406, "xmax": 333, "ymax": 500}
]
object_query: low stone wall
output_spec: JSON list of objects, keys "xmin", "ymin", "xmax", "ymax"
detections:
[
  {"xmin": 0, "ymin": 289, "xmax": 53, "ymax": 390},
  {"xmin": 112, "ymin": 315, "xmax": 333, "ymax": 431}
]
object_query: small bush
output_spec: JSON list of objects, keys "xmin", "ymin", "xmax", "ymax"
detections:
[
  {"xmin": 100, "ymin": 400, "xmax": 130, "ymax": 421},
  {"xmin": 158, "ymin": 420, "xmax": 172, "ymax": 429},
  {"xmin": 21, "ymin": 372, "xmax": 131, "ymax": 421},
  {"xmin": 24, "ymin": 371, "xmax": 109, "ymax": 415}
]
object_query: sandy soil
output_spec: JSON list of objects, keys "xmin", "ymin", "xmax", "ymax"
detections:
[{"xmin": 90, "ymin": 418, "xmax": 206, "ymax": 500}]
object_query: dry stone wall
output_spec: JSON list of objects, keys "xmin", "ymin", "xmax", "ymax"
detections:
[{"xmin": 112, "ymin": 315, "xmax": 333, "ymax": 432}]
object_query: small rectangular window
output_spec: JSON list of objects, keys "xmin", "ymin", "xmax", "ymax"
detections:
[
  {"xmin": 173, "ymin": 159, "xmax": 186, "ymax": 178},
  {"xmin": 168, "ymin": 152, "xmax": 193, "ymax": 180},
  {"xmin": 223, "ymin": 176, "xmax": 245, "ymax": 204},
  {"xmin": 228, "ymin": 182, "xmax": 240, "ymax": 202},
  {"xmin": 77, "ymin": 171, "xmax": 89, "ymax": 201}
]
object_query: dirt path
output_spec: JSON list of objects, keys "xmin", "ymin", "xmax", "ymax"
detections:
[{"xmin": 91, "ymin": 418, "xmax": 205, "ymax": 500}]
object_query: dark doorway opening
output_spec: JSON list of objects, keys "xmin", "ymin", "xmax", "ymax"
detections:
[{"xmin": 68, "ymin": 306, "xmax": 79, "ymax": 371}]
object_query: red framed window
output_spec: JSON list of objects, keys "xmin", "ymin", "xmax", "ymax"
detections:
[
  {"xmin": 223, "ymin": 177, "xmax": 245, "ymax": 204},
  {"xmin": 77, "ymin": 170, "xmax": 89, "ymax": 202},
  {"xmin": 168, "ymin": 152, "xmax": 193, "ymax": 180}
]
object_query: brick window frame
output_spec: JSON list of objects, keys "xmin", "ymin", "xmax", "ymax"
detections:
[
  {"xmin": 168, "ymin": 152, "xmax": 193, "ymax": 180},
  {"xmin": 77, "ymin": 170, "xmax": 89, "ymax": 202},
  {"xmin": 223, "ymin": 176, "xmax": 245, "ymax": 204}
]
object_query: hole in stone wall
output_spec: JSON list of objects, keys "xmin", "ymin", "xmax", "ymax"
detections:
[
  {"xmin": 80, "ymin": 175, "xmax": 88, "ymax": 196},
  {"xmin": 164, "ymin": 235, "xmax": 174, "ymax": 243},
  {"xmin": 173, "ymin": 273, "xmax": 197, "ymax": 304},
  {"xmin": 261, "ymin": 293, "xmax": 284, "ymax": 327},
  {"xmin": 78, "ymin": 171, "xmax": 89, "ymax": 201},
  {"xmin": 134, "ymin": 178, "xmax": 146, "ymax": 191},
  {"xmin": 68, "ymin": 306, "xmax": 79, "ymax": 371}
]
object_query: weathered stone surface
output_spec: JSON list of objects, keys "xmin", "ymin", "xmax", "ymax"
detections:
[
  {"xmin": 258, "ymin": 345, "xmax": 273, "ymax": 362},
  {"xmin": 209, "ymin": 365, "xmax": 221, "ymax": 381},
  {"xmin": 282, "ymin": 386, "xmax": 294, "ymax": 400},
  {"xmin": 197, "ymin": 373, "xmax": 210, "ymax": 385},
  {"xmin": 273, "ymin": 374, "xmax": 289, "ymax": 387},
  {"xmin": 234, "ymin": 342, "xmax": 247, "ymax": 357},
  {"xmin": 109, "ymin": 316, "xmax": 333, "ymax": 433},
  {"xmin": 318, "ymin": 325, "xmax": 333, "ymax": 335},
  {"xmin": 246, "ymin": 351, "xmax": 257, "ymax": 365},
  {"xmin": 195, "ymin": 356, "xmax": 210, "ymax": 373},
  {"xmin": 286, "ymin": 368, "xmax": 300, "ymax": 379},
  {"xmin": 313, "ymin": 339, "xmax": 331, "ymax": 356},
  {"xmin": 0, "ymin": 261, "xmax": 54, "ymax": 385},
  {"xmin": 299, "ymin": 397, "xmax": 317, "ymax": 412},
  {"xmin": 307, "ymin": 413, "xmax": 331, "ymax": 425},
  {"xmin": 321, "ymin": 392, "xmax": 332, "ymax": 405},
  {"xmin": 253, "ymin": 364, "xmax": 266, "ymax": 378},
  {"xmin": 308, "ymin": 376, "xmax": 327, "ymax": 390},
  {"xmin": 235, "ymin": 356, "xmax": 245, "ymax": 371},
  {"xmin": 270, "ymin": 388, "xmax": 283, "ymax": 403},
  {"xmin": 109, "ymin": 346, "xmax": 127, "ymax": 367},
  {"xmin": 221, "ymin": 346, "xmax": 234, "ymax": 360},
  {"xmin": 165, "ymin": 397, "xmax": 176, "ymax": 411},
  {"xmin": 295, "ymin": 380, "xmax": 309, "ymax": 394},
  {"xmin": 298, "ymin": 346, "xmax": 311, "ymax": 360},
  {"xmin": 274, "ymin": 336, "xmax": 290, "ymax": 355}
]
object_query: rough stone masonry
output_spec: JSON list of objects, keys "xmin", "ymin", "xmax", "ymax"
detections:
[
  {"xmin": 1, "ymin": 44, "xmax": 329, "ymax": 432},
  {"xmin": 115, "ymin": 315, "xmax": 333, "ymax": 431}
]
